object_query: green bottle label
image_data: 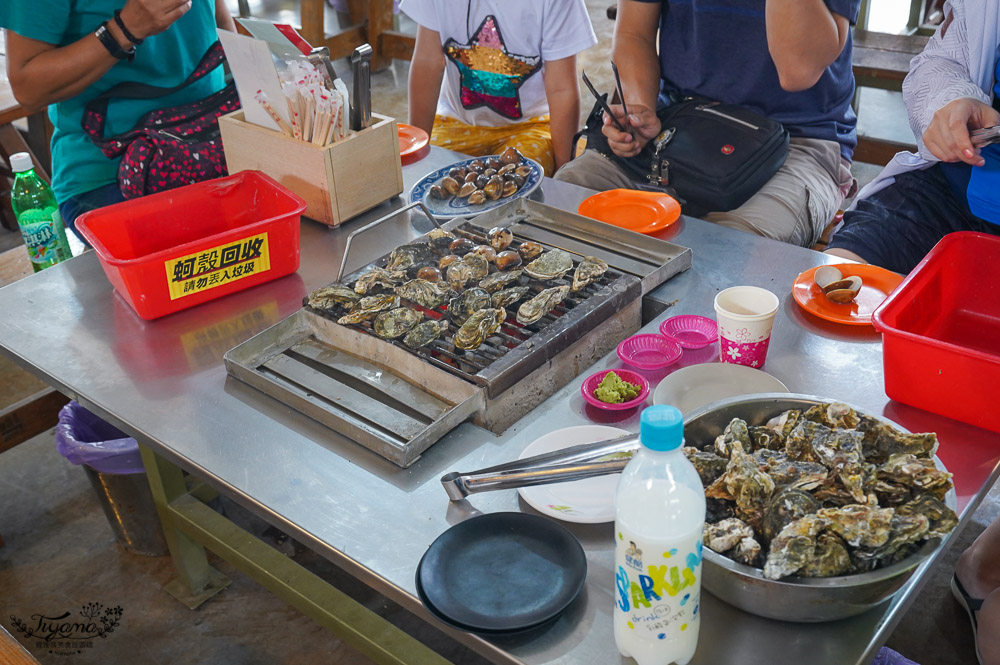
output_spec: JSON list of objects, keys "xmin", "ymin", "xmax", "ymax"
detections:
[{"xmin": 19, "ymin": 208, "xmax": 65, "ymax": 265}]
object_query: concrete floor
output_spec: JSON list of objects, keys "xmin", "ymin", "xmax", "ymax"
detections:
[{"xmin": 3, "ymin": 4, "xmax": 997, "ymax": 665}]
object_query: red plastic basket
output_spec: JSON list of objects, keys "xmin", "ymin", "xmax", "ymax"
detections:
[
  {"xmin": 872, "ymin": 231, "xmax": 1000, "ymax": 433},
  {"xmin": 76, "ymin": 172, "xmax": 306, "ymax": 320}
]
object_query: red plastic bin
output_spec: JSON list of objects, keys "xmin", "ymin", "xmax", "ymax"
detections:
[
  {"xmin": 872, "ymin": 231, "xmax": 1000, "ymax": 433},
  {"xmin": 76, "ymin": 171, "xmax": 306, "ymax": 320}
]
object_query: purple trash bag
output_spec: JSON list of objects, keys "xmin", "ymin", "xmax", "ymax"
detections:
[
  {"xmin": 55, "ymin": 401, "xmax": 144, "ymax": 475},
  {"xmin": 871, "ymin": 647, "xmax": 920, "ymax": 665}
]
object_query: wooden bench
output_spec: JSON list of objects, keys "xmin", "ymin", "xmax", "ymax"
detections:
[{"xmin": 851, "ymin": 29, "xmax": 929, "ymax": 165}]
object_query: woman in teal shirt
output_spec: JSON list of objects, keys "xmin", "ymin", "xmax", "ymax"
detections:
[{"xmin": 1, "ymin": 0, "xmax": 235, "ymax": 242}]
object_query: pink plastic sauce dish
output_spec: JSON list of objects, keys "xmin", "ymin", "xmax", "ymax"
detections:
[
  {"xmin": 581, "ymin": 369, "xmax": 650, "ymax": 411},
  {"xmin": 659, "ymin": 315, "xmax": 719, "ymax": 349},
  {"xmin": 616, "ymin": 334, "xmax": 682, "ymax": 371}
]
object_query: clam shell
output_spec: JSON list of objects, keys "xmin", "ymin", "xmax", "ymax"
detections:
[
  {"xmin": 814, "ymin": 265, "xmax": 844, "ymax": 290},
  {"xmin": 441, "ymin": 176, "xmax": 461, "ymax": 196},
  {"xmin": 457, "ymin": 181, "xmax": 478, "ymax": 198},
  {"xmin": 823, "ymin": 275, "xmax": 862, "ymax": 303}
]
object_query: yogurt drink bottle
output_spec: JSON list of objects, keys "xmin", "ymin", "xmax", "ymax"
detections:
[{"xmin": 614, "ymin": 405, "xmax": 706, "ymax": 665}]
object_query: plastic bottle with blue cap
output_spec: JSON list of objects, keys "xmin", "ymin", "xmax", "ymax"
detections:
[{"xmin": 614, "ymin": 405, "xmax": 706, "ymax": 665}]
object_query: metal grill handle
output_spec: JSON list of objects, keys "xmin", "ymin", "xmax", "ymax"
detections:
[{"xmin": 336, "ymin": 201, "xmax": 443, "ymax": 283}]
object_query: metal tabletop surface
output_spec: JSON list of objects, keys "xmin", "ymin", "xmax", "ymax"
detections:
[{"xmin": 1, "ymin": 146, "xmax": 998, "ymax": 665}]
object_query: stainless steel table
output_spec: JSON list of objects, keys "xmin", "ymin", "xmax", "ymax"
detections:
[{"xmin": 1, "ymin": 145, "xmax": 998, "ymax": 665}]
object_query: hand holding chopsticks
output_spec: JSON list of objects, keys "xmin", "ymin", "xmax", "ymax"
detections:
[{"xmin": 581, "ymin": 68, "xmax": 661, "ymax": 158}]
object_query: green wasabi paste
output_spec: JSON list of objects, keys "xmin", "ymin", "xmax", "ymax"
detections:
[{"xmin": 594, "ymin": 371, "xmax": 641, "ymax": 404}]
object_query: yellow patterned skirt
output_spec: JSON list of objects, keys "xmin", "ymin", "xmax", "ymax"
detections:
[{"xmin": 430, "ymin": 114, "xmax": 555, "ymax": 176}]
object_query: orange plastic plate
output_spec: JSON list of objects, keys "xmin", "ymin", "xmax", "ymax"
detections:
[
  {"xmin": 398, "ymin": 123, "xmax": 430, "ymax": 165},
  {"xmin": 577, "ymin": 189, "xmax": 681, "ymax": 235},
  {"xmin": 792, "ymin": 263, "xmax": 905, "ymax": 326}
]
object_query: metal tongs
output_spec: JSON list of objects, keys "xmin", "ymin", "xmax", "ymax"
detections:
[
  {"xmin": 971, "ymin": 125, "xmax": 1000, "ymax": 149},
  {"xmin": 440, "ymin": 433, "xmax": 640, "ymax": 501}
]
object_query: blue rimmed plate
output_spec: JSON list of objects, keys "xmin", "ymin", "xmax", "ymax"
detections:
[{"xmin": 409, "ymin": 155, "xmax": 544, "ymax": 220}]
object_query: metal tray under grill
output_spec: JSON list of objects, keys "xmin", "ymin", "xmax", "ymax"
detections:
[{"xmin": 225, "ymin": 199, "xmax": 692, "ymax": 467}]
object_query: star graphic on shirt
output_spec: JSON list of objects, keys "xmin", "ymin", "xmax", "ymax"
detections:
[{"xmin": 443, "ymin": 15, "xmax": 541, "ymax": 120}]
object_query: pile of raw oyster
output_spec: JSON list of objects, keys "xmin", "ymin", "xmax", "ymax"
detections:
[
  {"xmin": 428, "ymin": 148, "xmax": 534, "ymax": 205},
  {"xmin": 690, "ymin": 402, "xmax": 958, "ymax": 580},
  {"xmin": 304, "ymin": 225, "xmax": 609, "ymax": 352}
]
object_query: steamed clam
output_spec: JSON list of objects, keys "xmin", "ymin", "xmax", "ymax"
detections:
[
  {"xmin": 517, "ymin": 241, "xmax": 543, "ymax": 262},
  {"xmin": 454, "ymin": 307, "xmax": 506, "ymax": 350},
  {"xmin": 524, "ymin": 249, "xmax": 573, "ymax": 281},
  {"xmin": 427, "ymin": 228, "xmax": 456, "ymax": 252},
  {"xmin": 487, "ymin": 226, "xmax": 513, "ymax": 252},
  {"xmin": 307, "ymin": 284, "xmax": 361, "ymax": 311},
  {"xmin": 814, "ymin": 266, "xmax": 863, "ymax": 303},
  {"xmin": 403, "ymin": 319, "xmax": 449, "ymax": 349},
  {"xmin": 440, "ymin": 176, "xmax": 461, "ymax": 196},
  {"xmin": 373, "ymin": 307, "xmax": 423, "ymax": 339},
  {"xmin": 500, "ymin": 146, "xmax": 524, "ymax": 165},
  {"xmin": 571, "ymin": 256, "xmax": 609, "ymax": 291},
  {"xmin": 516, "ymin": 285, "xmax": 570, "ymax": 325},
  {"xmin": 495, "ymin": 250, "xmax": 522, "ymax": 271}
]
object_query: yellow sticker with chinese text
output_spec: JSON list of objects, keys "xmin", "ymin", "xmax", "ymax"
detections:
[{"xmin": 164, "ymin": 232, "xmax": 270, "ymax": 300}]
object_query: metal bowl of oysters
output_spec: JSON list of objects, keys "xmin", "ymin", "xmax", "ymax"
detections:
[{"xmin": 683, "ymin": 393, "xmax": 958, "ymax": 623}]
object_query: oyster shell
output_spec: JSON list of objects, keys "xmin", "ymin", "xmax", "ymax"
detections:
[
  {"xmin": 386, "ymin": 244, "xmax": 434, "ymax": 272},
  {"xmin": 571, "ymin": 256, "xmax": 609, "ymax": 291},
  {"xmin": 307, "ymin": 285, "xmax": 360, "ymax": 311},
  {"xmin": 713, "ymin": 441, "xmax": 775, "ymax": 530},
  {"xmin": 524, "ymin": 249, "xmax": 573, "ymax": 281},
  {"xmin": 763, "ymin": 514, "xmax": 829, "ymax": 580},
  {"xmin": 394, "ymin": 279, "xmax": 455, "ymax": 309},
  {"xmin": 706, "ymin": 497, "xmax": 736, "ymax": 523},
  {"xmin": 764, "ymin": 409, "xmax": 802, "ymax": 441},
  {"xmin": 516, "ymin": 285, "xmax": 570, "ymax": 325},
  {"xmin": 683, "ymin": 447, "xmax": 729, "ymax": 486},
  {"xmin": 850, "ymin": 513, "xmax": 930, "ymax": 572},
  {"xmin": 749, "ymin": 425, "xmax": 783, "ymax": 451},
  {"xmin": 817, "ymin": 504, "xmax": 893, "ymax": 549},
  {"xmin": 373, "ymin": 307, "xmax": 423, "ymax": 339},
  {"xmin": 448, "ymin": 288, "xmax": 491, "ymax": 326},
  {"xmin": 761, "ymin": 488, "xmax": 822, "ymax": 544},
  {"xmin": 403, "ymin": 319, "xmax": 449, "ymax": 349},
  {"xmin": 445, "ymin": 261, "xmax": 476, "ymax": 290},
  {"xmin": 427, "ymin": 228, "xmax": 456, "ymax": 252},
  {"xmin": 714, "ymin": 418, "xmax": 753, "ymax": 458},
  {"xmin": 752, "ymin": 449, "xmax": 828, "ymax": 491},
  {"xmin": 462, "ymin": 252, "xmax": 490, "ymax": 280},
  {"xmin": 877, "ymin": 453, "xmax": 953, "ymax": 500},
  {"xmin": 454, "ymin": 307, "xmax": 506, "ymax": 350},
  {"xmin": 896, "ymin": 495, "xmax": 958, "ymax": 539},
  {"xmin": 479, "ymin": 269, "xmax": 523, "ymax": 293},
  {"xmin": 802, "ymin": 402, "xmax": 859, "ymax": 430},
  {"xmin": 857, "ymin": 414, "xmax": 939, "ymax": 464},
  {"xmin": 732, "ymin": 536, "xmax": 764, "ymax": 568},
  {"xmin": 490, "ymin": 286, "xmax": 530, "ymax": 309},
  {"xmin": 797, "ymin": 532, "xmax": 851, "ymax": 577},
  {"xmin": 337, "ymin": 294, "xmax": 399, "ymax": 325},
  {"xmin": 354, "ymin": 267, "xmax": 407, "ymax": 295},
  {"xmin": 704, "ymin": 517, "xmax": 756, "ymax": 554}
]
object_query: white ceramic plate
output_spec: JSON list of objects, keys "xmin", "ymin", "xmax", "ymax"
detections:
[
  {"xmin": 409, "ymin": 155, "xmax": 544, "ymax": 220},
  {"xmin": 517, "ymin": 425, "xmax": 631, "ymax": 524},
  {"xmin": 652, "ymin": 363, "xmax": 790, "ymax": 415}
]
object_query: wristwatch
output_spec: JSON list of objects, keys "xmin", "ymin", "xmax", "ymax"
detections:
[{"xmin": 95, "ymin": 22, "xmax": 136, "ymax": 62}]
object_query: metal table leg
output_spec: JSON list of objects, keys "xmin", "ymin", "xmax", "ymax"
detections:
[{"xmin": 137, "ymin": 443, "xmax": 454, "ymax": 665}]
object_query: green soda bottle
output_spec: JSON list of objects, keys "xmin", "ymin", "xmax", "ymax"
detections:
[{"xmin": 10, "ymin": 152, "xmax": 72, "ymax": 272}]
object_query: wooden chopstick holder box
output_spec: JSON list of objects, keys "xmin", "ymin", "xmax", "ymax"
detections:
[{"xmin": 218, "ymin": 110, "xmax": 403, "ymax": 227}]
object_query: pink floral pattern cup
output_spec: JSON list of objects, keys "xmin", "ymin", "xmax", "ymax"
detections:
[{"xmin": 714, "ymin": 286, "xmax": 780, "ymax": 368}]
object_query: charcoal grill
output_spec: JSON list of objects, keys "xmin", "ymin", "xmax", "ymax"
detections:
[{"xmin": 225, "ymin": 199, "xmax": 691, "ymax": 467}]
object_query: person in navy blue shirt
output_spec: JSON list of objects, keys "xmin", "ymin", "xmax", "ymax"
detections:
[{"xmin": 556, "ymin": 0, "xmax": 861, "ymax": 248}]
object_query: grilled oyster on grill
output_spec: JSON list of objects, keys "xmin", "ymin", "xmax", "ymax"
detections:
[
  {"xmin": 479, "ymin": 269, "xmax": 523, "ymax": 293},
  {"xmin": 307, "ymin": 285, "xmax": 360, "ymax": 311},
  {"xmin": 454, "ymin": 308, "xmax": 506, "ymax": 350},
  {"xmin": 403, "ymin": 320, "xmax": 449, "ymax": 349},
  {"xmin": 427, "ymin": 229, "xmax": 456, "ymax": 252},
  {"xmin": 491, "ymin": 286, "xmax": 530, "ymax": 309},
  {"xmin": 571, "ymin": 256, "xmax": 608, "ymax": 291},
  {"xmin": 354, "ymin": 267, "xmax": 407, "ymax": 295},
  {"xmin": 386, "ymin": 243, "xmax": 434, "ymax": 272},
  {"xmin": 448, "ymin": 288, "xmax": 491, "ymax": 326},
  {"xmin": 373, "ymin": 307, "xmax": 423, "ymax": 339},
  {"xmin": 337, "ymin": 295, "xmax": 400, "ymax": 324},
  {"xmin": 524, "ymin": 249, "xmax": 573, "ymax": 281},
  {"xmin": 394, "ymin": 279, "xmax": 455, "ymax": 309},
  {"xmin": 516, "ymin": 285, "xmax": 570, "ymax": 325}
]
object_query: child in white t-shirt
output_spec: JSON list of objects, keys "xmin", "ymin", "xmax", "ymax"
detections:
[{"xmin": 401, "ymin": 0, "xmax": 596, "ymax": 175}]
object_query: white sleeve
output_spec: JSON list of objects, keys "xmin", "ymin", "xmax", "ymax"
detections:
[
  {"xmin": 540, "ymin": 0, "xmax": 598, "ymax": 62},
  {"xmin": 902, "ymin": 0, "xmax": 992, "ymax": 159},
  {"xmin": 398, "ymin": 0, "xmax": 440, "ymax": 33}
]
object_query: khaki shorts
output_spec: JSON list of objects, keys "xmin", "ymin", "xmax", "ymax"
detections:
[{"xmin": 554, "ymin": 137, "xmax": 855, "ymax": 248}]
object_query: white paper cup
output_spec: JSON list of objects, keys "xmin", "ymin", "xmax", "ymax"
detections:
[{"xmin": 714, "ymin": 286, "xmax": 780, "ymax": 368}]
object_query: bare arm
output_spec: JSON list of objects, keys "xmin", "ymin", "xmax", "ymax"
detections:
[
  {"xmin": 765, "ymin": 0, "xmax": 850, "ymax": 91},
  {"xmin": 6, "ymin": 0, "xmax": 192, "ymax": 109},
  {"xmin": 604, "ymin": 0, "xmax": 662, "ymax": 157},
  {"xmin": 543, "ymin": 55, "xmax": 579, "ymax": 170},
  {"xmin": 215, "ymin": 0, "xmax": 236, "ymax": 32},
  {"xmin": 407, "ymin": 25, "xmax": 445, "ymax": 135}
]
